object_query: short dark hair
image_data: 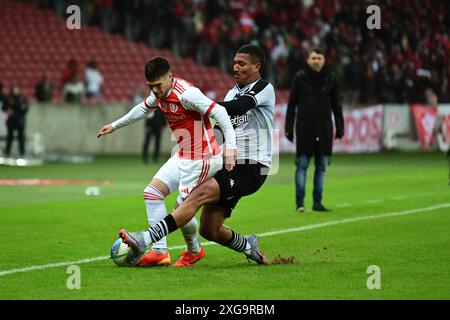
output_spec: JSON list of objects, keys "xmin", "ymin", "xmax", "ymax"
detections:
[
  {"xmin": 87, "ymin": 59, "xmax": 98, "ymax": 69},
  {"xmin": 308, "ymin": 47, "xmax": 325, "ymax": 57},
  {"xmin": 145, "ymin": 56, "xmax": 171, "ymax": 81},
  {"xmin": 237, "ymin": 44, "xmax": 265, "ymax": 69}
]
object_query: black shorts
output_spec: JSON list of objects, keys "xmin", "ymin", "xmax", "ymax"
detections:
[{"xmin": 213, "ymin": 161, "xmax": 269, "ymax": 217}]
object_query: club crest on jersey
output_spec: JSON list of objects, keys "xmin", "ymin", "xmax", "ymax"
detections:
[
  {"xmin": 169, "ymin": 103, "xmax": 178, "ymax": 113},
  {"xmin": 160, "ymin": 102, "xmax": 178, "ymax": 112}
]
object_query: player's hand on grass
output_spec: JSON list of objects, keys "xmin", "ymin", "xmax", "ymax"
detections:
[
  {"xmin": 97, "ymin": 124, "xmax": 114, "ymax": 138},
  {"xmin": 224, "ymin": 148, "xmax": 237, "ymax": 171}
]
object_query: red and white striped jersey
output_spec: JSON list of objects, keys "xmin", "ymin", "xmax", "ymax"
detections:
[{"xmin": 144, "ymin": 77, "xmax": 221, "ymax": 160}]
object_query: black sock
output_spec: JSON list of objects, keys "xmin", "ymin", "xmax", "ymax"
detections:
[
  {"xmin": 147, "ymin": 214, "xmax": 178, "ymax": 244},
  {"xmin": 223, "ymin": 230, "xmax": 249, "ymax": 253}
]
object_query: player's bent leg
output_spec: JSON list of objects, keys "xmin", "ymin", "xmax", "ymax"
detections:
[
  {"xmin": 144, "ymin": 180, "xmax": 171, "ymax": 255},
  {"xmin": 121, "ymin": 178, "xmax": 220, "ymax": 255},
  {"xmin": 176, "ymin": 194, "xmax": 201, "ymax": 255},
  {"xmin": 172, "ymin": 178, "xmax": 221, "ymax": 228},
  {"xmin": 200, "ymin": 205, "xmax": 269, "ymax": 265},
  {"xmin": 199, "ymin": 204, "xmax": 230, "ymax": 244},
  {"xmin": 119, "ymin": 178, "xmax": 174, "ymax": 259},
  {"xmin": 175, "ymin": 194, "xmax": 205, "ymax": 267},
  {"xmin": 180, "ymin": 216, "xmax": 201, "ymax": 252},
  {"xmin": 164, "ymin": 152, "xmax": 222, "ymax": 267}
]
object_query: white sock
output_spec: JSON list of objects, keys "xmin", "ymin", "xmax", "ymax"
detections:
[
  {"xmin": 226, "ymin": 230, "xmax": 252, "ymax": 254},
  {"xmin": 244, "ymin": 242, "xmax": 251, "ymax": 255},
  {"xmin": 143, "ymin": 185, "xmax": 168, "ymax": 253},
  {"xmin": 178, "ymin": 195, "xmax": 201, "ymax": 254},
  {"xmin": 181, "ymin": 217, "xmax": 201, "ymax": 253}
]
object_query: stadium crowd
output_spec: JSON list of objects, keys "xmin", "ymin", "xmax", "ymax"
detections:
[{"xmin": 34, "ymin": 0, "xmax": 450, "ymax": 105}]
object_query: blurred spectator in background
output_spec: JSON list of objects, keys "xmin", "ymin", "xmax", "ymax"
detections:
[
  {"xmin": 89, "ymin": 0, "xmax": 114, "ymax": 33},
  {"xmin": 132, "ymin": 84, "xmax": 147, "ymax": 105},
  {"xmin": 35, "ymin": 71, "xmax": 53, "ymax": 102},
  {"xmin": 202, "ymin": 84, "xmax": 217, "ymax": 101},
  {"xmin": 142, "ymin": 109, "xmax": 166, "ymax": 164},
  {"xmin": 0, "ymin": 82, "xmax": 5, "ymax": 110},
  {"xmin": 84, "ymin": 59, "xmax": 103, "ymax": 98},
  {"xmin": 60, "ymin": 58, "xmax": 78, "ymax": 90},
  {"xmin": 62, "ymin": 74, "xmax": 84, "ymax": 103},
  {"xmin": 2, "ymin": 85, "xmax": 29, "ymax": 157},
  {"xmin": 21, "ymin": 0, "xmax": 450, "ymax": 106},
  {"xmin": 425, "ymin": 88, "xmax": 438, "ymax": 108},
  {"xmin": 131, "ymin": 84, "xmax": 167, "ymax": 163}
]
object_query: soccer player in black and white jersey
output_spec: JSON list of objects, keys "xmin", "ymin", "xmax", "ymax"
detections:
[{"xmin": 120, "ymin": 44, "xmax": 275, "ymax": 264}]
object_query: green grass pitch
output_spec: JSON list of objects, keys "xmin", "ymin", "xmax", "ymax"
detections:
[{"xmin": 0, "ymin": 152, "xmax": 449, "ymax": 300}]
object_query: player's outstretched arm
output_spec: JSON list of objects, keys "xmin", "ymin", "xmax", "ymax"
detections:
[
  {"xmin": 97, "ymin": 101, "xmax": 151, "ymax": 138},
  {"xmin": 97, "ymin": 124, "xmax": 114, "ymax": 138}
]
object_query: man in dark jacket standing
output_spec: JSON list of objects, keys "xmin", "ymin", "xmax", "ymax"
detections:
[
  {"xmin": 2, "ymin": 85, "xmax": 29, "ymax": 157},
  {"xmin": 285, "ymin": 48, "xmax": 344, "ymax": 212}
]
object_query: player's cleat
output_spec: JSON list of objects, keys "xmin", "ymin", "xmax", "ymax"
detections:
[
  {"xmin": 172, "ymin": 247, "xmax": 205, "ymax": 267},
  {"xmin": 118, "ymin": 229, "xmax": 147, "ymax": 256},
  {"xmin": 127, "ymin": 250, "xmax": 142, "ymax": 266},
  {"xmin": 139, "ymin": 250, "xmax": 171, "ymax": 267},
  {"xmin": 245, "ymin": 235, "xmax": 270, "ymax": 265},
  {"xmin": 296, "ymin": 204, "xmax": 305, "ymax": 212}
]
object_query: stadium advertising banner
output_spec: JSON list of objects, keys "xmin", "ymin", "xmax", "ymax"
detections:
[
  {"xmin": 333, "ymin": 105, "xmax": 384, "ymax": 153},
  {"xmin": 274, "ymin": 104, "xmax": 384, "ymax": 153},
  {"xmin": 436, "ymin": 104, "xmax": 450, "ymax": 152},
  {"xmin": 437, "ymin": 114, "xmax": 450, "ymax": 152},
  {"xmin": 382, "ymin": 104, "xmax": 413, "ymax": 149},
  {"xmin": 410, "ymin": 104, "xmax": 438, "ymax": 149}
]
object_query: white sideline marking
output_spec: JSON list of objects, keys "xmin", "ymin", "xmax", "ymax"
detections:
[
  {"xmin": 1, "ymin": 203, "xmax": 449, "ymax": 277},
  {"xmin": 335, "ymin": 203, "xmax": 351, "ymax": 208},
  {"xmin": 364, "ymin": 199, "xmax": 383, "ymax": 204},
  {"xmin": 392, "ymin": 196, "xmax": 408, "ymax": 200},
  {"xmin": 257, "ymin": 203, "xmax": 450, "ymax": 238}
]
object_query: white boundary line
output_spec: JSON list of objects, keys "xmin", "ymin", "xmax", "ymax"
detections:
[{"xmin": 1, "ymin": 203, "xmax": 449, "ymax": 277}]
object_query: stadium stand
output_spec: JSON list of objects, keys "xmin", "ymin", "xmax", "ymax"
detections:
[
  {"xmin": 0, "ymin": 1, "xmax": 243, "ymax": 104},
  {"xmin": 2, "ymin": 1, "xmax": 447, "ymax": 106}
]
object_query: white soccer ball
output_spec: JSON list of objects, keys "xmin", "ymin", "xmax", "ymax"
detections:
[{"xmin": 111, "ymin": 238, "xmax": 139, "ymax": 267}]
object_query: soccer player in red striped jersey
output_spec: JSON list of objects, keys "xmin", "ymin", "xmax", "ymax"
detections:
[
  {"xmin": 118, "ymin": 45, "xmax": 274, "ymax": 265},
  {"xmin": 97, "ymin": 57, "xmax": 236, "ymax": 267}
]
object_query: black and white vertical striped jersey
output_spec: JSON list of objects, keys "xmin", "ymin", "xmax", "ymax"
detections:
[{"xmin": 223, "ymin": 78, "xmax": 276, "ymax": 168}]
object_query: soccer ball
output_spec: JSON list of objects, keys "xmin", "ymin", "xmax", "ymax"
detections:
[
  {"xmin": 110, "ymin": 238, "xmax": 141, "ymax": 266},
  {"xmin": 111, "ymin": 238, "xmax": 130, "ymax": 266}
]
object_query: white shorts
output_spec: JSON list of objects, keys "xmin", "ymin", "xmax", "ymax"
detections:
[{"xmin": 153, "ymin": 154, "xmax": 223, "ymax": 199}]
